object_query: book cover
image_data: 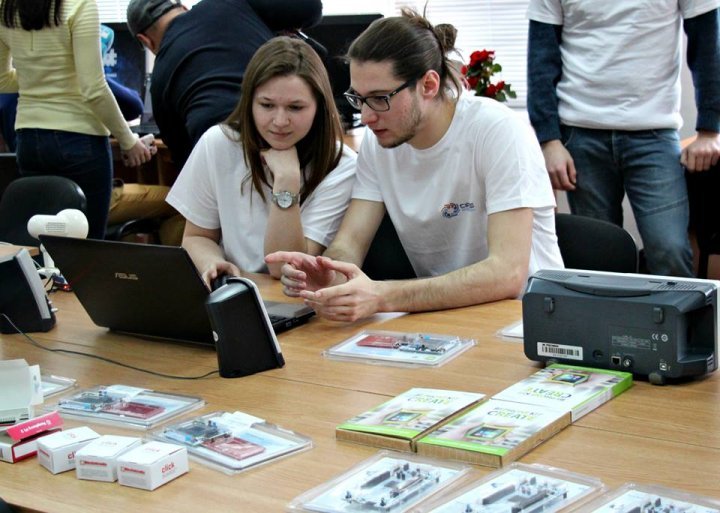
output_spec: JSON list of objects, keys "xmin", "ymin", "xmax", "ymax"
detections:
[
  {"xmin": 336, "ymin": 388, "xmax": 485, "ymax": 451},
  {"xmin": 492, "ymin": 364, "xmax": 633, "ymax": 421},
  {"xmin": 416, "ymin": 399, "xmax": 570, "ymax": 467}
]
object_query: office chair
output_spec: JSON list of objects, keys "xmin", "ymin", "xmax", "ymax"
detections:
[
  {"xmin": 361, "ymin": 213, "xmax": 416, "ymax": 281},
  {"xmin": 0, "ymin": 153, "xmax": 19, "ymax": 201},
  {"xmin": 687, "ymin": 167, "xmax": 720, "ymax": 279},
  {"xmin": 555, "ymin": 213, "xmax": 639, "ymax": 273},
  {"xmin": 0, "ymin": 176, "xmax": 86, "ymax": 246}
]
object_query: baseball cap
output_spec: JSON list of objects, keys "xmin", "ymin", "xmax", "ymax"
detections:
[{"xmin": 127, "ymin": 0, "xmax": 182, "ymax": 38}]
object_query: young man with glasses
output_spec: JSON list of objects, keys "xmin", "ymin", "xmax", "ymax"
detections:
[{"xmin": 266, "ymin": 10, "xmax": 563, "ymax": 322}]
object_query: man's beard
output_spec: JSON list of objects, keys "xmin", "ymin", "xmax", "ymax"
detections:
[{"xmin": 379, "ymin": 95, "xmax": 422, "ymax": 149}]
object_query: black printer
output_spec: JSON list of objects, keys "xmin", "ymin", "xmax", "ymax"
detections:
[{"xmin": 522, "ymin": 270, "xmax": 719, "ymax": 385}]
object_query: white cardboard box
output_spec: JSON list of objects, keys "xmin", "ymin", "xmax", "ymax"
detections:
[
  {"xmin": 0, "ymin": 411, "xmax": 63, "ymax": 463},
  {"xmin": 75, "ymin": 435, "xmax": 142, "ymax": 482},
  {"xmin": 117, "ymin": 441, "xmax": 188, "ymax": 491},
  {"xmin": 36, "ymin": 426, "xmax": 100, "ymax": 474}
]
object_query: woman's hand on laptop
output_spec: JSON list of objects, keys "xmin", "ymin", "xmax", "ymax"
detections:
[{"xmin": 202, "ymin": 260, "xmax": 241, "ymax": 290}]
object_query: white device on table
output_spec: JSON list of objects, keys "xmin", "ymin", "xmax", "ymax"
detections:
[{"xmin": 27, "ymin": 209, "xmax": 88, "ymax": 278}]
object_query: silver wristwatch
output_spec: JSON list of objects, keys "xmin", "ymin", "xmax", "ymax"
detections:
[{"xmin": 271, "ymin": 190, "xmax": 300, "ymax": 209}]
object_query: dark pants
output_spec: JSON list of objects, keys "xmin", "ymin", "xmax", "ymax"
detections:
[{"xmin": 16, "ymin": 128, "xmax": 112, "ymax": 239}]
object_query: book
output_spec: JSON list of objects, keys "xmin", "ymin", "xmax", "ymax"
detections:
[
  {"xmin": 492, "ymin": 364, "xmax": 633, "ymax": 421},
  {"xmin": 416, "ymin": 399, "xmax": 570, "ymax": 467},
  {"xmin": 336, "ymin": 388, "xmax": 485, "ymax": 451}
]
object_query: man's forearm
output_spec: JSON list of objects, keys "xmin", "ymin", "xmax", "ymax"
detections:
[{"xmin": 379, "ymin": 258, "xmax": 527, "ymax": 313}]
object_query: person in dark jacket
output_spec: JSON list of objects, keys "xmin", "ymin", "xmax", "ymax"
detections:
[{"xmin": 126, "ymin": 0, "xmax": 322, "ymax": 168}]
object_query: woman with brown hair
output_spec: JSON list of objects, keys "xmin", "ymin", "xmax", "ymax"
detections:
[{"xmin": 166, "ymin": 36, "xmax": 356, "ymax": 285}]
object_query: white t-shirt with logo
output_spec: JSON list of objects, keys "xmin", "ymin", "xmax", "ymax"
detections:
[
  {"xmin": 527, "ymin": 0, "xmax": 720, "ymax": 130},
  {"xmin": 352, "ymin": 94, "xmax": 563, "ymax": 278},
  {"xmin": 167, "ymin": 125, "xmax": 357, "ymax": 273}
]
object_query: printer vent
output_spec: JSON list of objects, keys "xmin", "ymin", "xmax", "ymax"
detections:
[
  {"xmin": 536, "ymin": 270, "xmax": 573, "ymax": 281},
  {"xmin": 655, "ymin": 282, "xmax": 699, "ymax": 292}
]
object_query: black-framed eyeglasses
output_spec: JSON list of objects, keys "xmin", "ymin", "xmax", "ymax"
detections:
[{"xmin": 343, "ymin": 78, "xmax": 416, "ymax": 112}]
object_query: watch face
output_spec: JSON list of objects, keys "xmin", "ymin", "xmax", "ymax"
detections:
[{"xmin": 274, "ymin": 191, "xmax": 296, "ymax": 209}]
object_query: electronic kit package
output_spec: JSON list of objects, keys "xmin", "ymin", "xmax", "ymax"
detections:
[
  {"xmin": 574, "ymin": 483, "xmax": 720, "ymax": 513},
  {"xmin": 323, "ymin": 330, "xmax": 475, "ymax": 367},
  {"xmin": 0, "ymin": 411, "xmax": 63, "ymax": 464},
  {"xmin": 49, "ymin": 384, "xmax": 204, "ymax": 429},
  {"xmin": 116, "ymin": 441, "xmax": 188, "ymax": 491},
  {"xmin": 75, "ymin": 435, "xmax": 142, "ymax": 482},
  {"xmin": 414, "ymin": 462, "xmax": 605, "ymax": 513},
  {"xmin": 37, "ymin": 426, "xmax": 100, "ymax": 474},
  {"xmin": 337, "ymin": 388, "xmax": 485, "ymax": 452},
  {"xmin": 0, "ymin": 359, "xmax": 42, "ymax": 426},
  {"xmin": 492, "ymin": 364, "xmax": 632, "ymax": 422},
  {"xmin": 152, "ymin": 410, "xmax": 312, "ymax": 475},
  {"xmin": 287, "ymin": 450, "xmax": 471, "ymax": 513},
  {"xmin": 40, "ymin": 375, "xmax": 77, "ymax": 399},
  {"xmin": 415, "ymin": 399, "xmax": 570, "ymax": 467}
]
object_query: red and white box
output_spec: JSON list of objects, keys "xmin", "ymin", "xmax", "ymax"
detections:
[
  {"xmin": 75, "ymin": 435, "xmax": 142, "ymax": 482},
  {"xmin": 117, "ymin": 441, "xmax": 188, "ymax": 491},
  {"xmin": 0, "ymin": 411, "xmax": 63, "ymax": 463},
  {"xmin": 36, "ymin": 426, "xmax": 100, "ymax": 474}
]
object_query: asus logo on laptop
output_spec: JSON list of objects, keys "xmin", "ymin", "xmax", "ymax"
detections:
[{"xmin": 114, "ymin": 272, "xmax": 139, "ymax": 280}]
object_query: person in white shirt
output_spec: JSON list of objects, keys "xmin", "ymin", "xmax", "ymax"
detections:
[
  {"xmin": 166, "ymin": 37, "xmax": 356, "ymax": 285},
  {"xmin": 527, "ymin": 0, "xmax": 720, "ymax": 277},
  {"xmin": 266, "ymin": 10, "xmax": 563, "ymax": 322}
]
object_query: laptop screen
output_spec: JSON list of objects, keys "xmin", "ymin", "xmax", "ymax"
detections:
[
  {"xmin": 40, "ymin": 236, "xmax": 214, "ymax": 345},
  {"xmin": 39, "ymin": 236, "xmax": 315, "ymax": 345}
]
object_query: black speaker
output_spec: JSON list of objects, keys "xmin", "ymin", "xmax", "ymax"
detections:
[
  {"xmin": 205, "ymin": 277, "xmax": 285, "ymax": 378},
  {"xmin": 0, "ymin": 248, "xmax": 56, "ymax": 334}
]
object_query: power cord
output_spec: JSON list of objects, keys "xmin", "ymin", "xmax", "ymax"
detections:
[{"xmin": 0, "ymin": 313, "xmax": 219, "ymax": 380}]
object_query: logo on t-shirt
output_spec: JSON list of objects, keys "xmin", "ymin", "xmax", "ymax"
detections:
[{"xmin": 441, "ymin": 202, "xmax": 476, "ymax": 218}]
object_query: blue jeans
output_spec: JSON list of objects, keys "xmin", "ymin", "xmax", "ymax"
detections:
[
  {"xmin": 561, "ymin": 125, "xmax": 694, "ymax": 277},
  {"xmin": 16, "ymin": 129, "xmax": 112, "ymax": 240}
]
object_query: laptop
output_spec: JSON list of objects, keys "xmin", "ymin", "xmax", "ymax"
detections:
[{"xmin": 39, "ymin": 236, "xmax": 315, "ymax": 345}]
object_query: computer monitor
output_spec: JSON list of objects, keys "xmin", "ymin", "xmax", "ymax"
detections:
[
  {"xmin": 102, "ymin": 22, "xmax": 147, "ymax": 99},
  {"xmin": 303, "ymin": 14, "xmax": 383, "ymax": 130}
]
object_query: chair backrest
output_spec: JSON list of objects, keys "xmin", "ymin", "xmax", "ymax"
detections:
[
  {"xmin": 555, "ymin": 212, "xmax": 639, "ymax": 273},
  {"xmin": 0, "ymin": 176, "xmax": 87, "ymax": 246},
  {"xmin": 687, "ymin": 166, "xmax": 720, "ymax": 278},
  {"xmin": 0, "ymin": 153, "xmax": 19, "ymax": 201},
  {"xmin": 361, "ymin": 213, "xmax": 416, "ymax": 281}
]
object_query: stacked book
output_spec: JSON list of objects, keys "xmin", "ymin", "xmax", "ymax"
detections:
[{"xmin": 337, "ymin": 364, "xmax": 633, "ymax": 467}]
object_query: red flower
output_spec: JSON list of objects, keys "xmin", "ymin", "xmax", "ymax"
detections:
[
  {"xmin": 469, "ymin": 49, "xmax": 494, "ymax": 67},
  {"xmin": 463, "ymin": 49, "xmax": 516, "ymax": 102}
]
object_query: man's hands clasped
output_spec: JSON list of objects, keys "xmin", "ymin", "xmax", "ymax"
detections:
[{"xmin": 265, "ymin": 252, "xmax": 386, "ymax": 322}]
